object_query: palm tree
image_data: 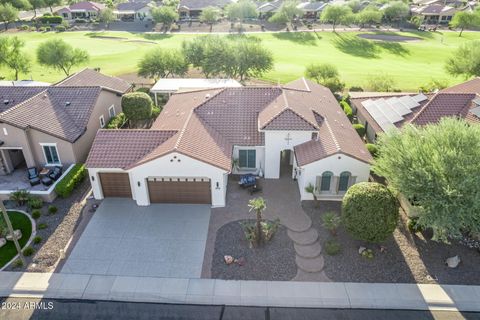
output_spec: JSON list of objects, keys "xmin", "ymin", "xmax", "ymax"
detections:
[
  {"xmin": 305, "ymin": 183, "xmax": 319, "ymax": 208},
  {"xmin": 248, "ymin": 197, "xmax": 267, "ymax": 246}
]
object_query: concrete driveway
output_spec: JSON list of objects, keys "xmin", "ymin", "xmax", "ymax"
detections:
[{"xmin": 62, "ymin": 199, "xmax": 210, "ymax": 278}]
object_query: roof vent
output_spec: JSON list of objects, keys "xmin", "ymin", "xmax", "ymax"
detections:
[
  {"xmin": 3, "ymin": 100, "xmax": 9, "ymax": 105},
  {"xmin": 65, "ymin": 101, "xmax": 71, "ymax": 106},
  {"xmin": 205, "ymin": 94, "xmax": 211, "ymax": 100}
]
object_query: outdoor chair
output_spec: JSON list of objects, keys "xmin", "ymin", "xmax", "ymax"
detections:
[
  {"xmin": 41, "ymin": 176, "xmax": 53, "ymax": 187},
  {"xmin": 48, "ymin": 166, "xmax": 63, "ymax": 181},
  {"xmin": 27, "ymin": 167, "xmax": 40, "ymax": 186},
  {"xmin": 239, "ymin": 174, "xmax": 257, "ymax": 189}
]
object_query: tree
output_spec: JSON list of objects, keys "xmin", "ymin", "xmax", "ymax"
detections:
[
  {"xmin": 367, "ymin": 74, "xmax": 397, "ymax": 92},
  {"xmin": 248, "ymin": 197, "xmax": 267, "ymax": 246},
  {"xmin": 320, "ymin": 5, "xmax": 352, "ymax": 32},
  {"xmin": 342, "ymin": 182, "xmax": 399, "ymax": 243},
  {"xmin": 233, "ymin": 39, "xmax": 273, "ymax": 81},
  {"xmin": 305, "ymin": 183, "xmax": 318, "ymax": 208},
  {"xmin": 28, "ymin": 0, "xmax": 45, "ymax": 18},
  {"xmin": 268, "ymin": 0, "xmax": 303, "ymax": 29},
  {"xmin": 98, "ymin": 8, "xmax": 115, "ymax": 29},
  {"xmin": 138, "ymin": 48, "xmax": 188, "ymax": 81},
  {"xmin": 0, "ymin": 37, "xmax": 31, "ymax": 81},
  {"xmin": 36, "ymin": 39, "xmax": 89, "ymax": 76},
  {"xmin": 382, "ymin": 1, "xmax": 409, "ymax": 26},
  {"xmin": 121, "ymin": 92, "xmax": 153, "ymax": 124},
  {"xmin": 151, "ymin": 6, "xmax": 179, "ymax": 32},
  {"xmin": 450, "ymin": 11, "xmax": 480, "ymax": 37},
  {"xmin": 445, "ymin": 41, "xmax": 480, "ymax": 78},
  {"xmin": 0, "ymin": 4, "xmax": 18, "ymax": 31},
  {"xmin": 305, "ymin": 63, "xmax": 345, "ymax": 93},
  {"xmin": 43, "ymin": 0, "xmax": 62, "ymax": 12},
  {"xmin": 355, "ymin": 7, "xmax": 383, "ymax": 28},
  {"xmin": 1, "ymin": 0, "xmax": 31, "ymax": 10},
  {"xmin": 347, "ymin": 0, "xmax": 362, "ymax": 13},
  {"xmin": 225, "ymin": 0, "xmax": 258, "ymax": 30},
  {"xmin": 199, "ymin": 6, "xmax": 220, "ymax": 32},
  {"xmin": 373, "ymin": 118, "xmax": 480, "ymax": 242}
]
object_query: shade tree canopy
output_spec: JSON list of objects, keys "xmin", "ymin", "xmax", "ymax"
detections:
[
  {"xmin": 0, "ymin": 36, "xmax": 31, "ymax": 80},
  {"xmin": 305, "ymin": 63, "xmax": 345, "ymax": 93},
  {"xmin": 320, "ymin": 5, "xmax": 353, "ymax": 31},
  {"xmin": 138, "ymin": 48, "xmax": 188, "ymax": 80},
  {"xmin": 445, "ymin": 40, "xmax": 480, "ymax": 78},
  {"xmin": 36, "ymin": 39, "xmax": 89, "ymax": 76}
]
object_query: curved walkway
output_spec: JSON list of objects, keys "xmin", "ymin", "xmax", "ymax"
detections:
[{"xmin": 202, "ymin": 169, "xmax": 329, "ymax": 281}]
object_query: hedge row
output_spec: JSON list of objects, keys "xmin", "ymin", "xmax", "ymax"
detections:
[
  {"xmin": 107, "ymin": 112, "xmax": 127, "ymax": 129},
  {"xmin": 55, "ymin": 164, "xmax": 87, "ymax": 198},
  {"xmin": 38, "ymin": 15, "xmax": 63, "ymax": 24}
]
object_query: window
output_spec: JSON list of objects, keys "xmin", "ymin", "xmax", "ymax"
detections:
[
  {"xmin": 338, "ymin": 171, "xmax": 351, "ymax": 192},
  {"xmin": 238, "ymin": 150, "xmax": 256, "ymax": 168},
  {"xmin": 108, "ymin": 105, "xmax": 116, "ymax": 118},
  {"xmin": 100, "ymin": 115, "xmax": 105, "ymax": 128},
  {"xmin": 319, "ymin": 171, "xmax": 333, "ymax": 191},
  {"xmin": 42, "ymin": 144, "xmax": 60, "ymax": 165},
  {"xmin": 2, "ymin": 127, "xmax": 7, "ymax": 136}
]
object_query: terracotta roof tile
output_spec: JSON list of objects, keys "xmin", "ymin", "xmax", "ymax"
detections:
[
  {"xmin": 0, "ymin": 87, "xmax": 46, "ymax": 113},
  {"xmin": 411, "ymin": 93, "xmax": 477, "ymax": 125},
  {"xmin": 56, "ymin": 68, "xmax": 131, "ymax": 93},
  {"xmin": 441, "ymin": 77, "xmax": 480, "ymax": 94}
]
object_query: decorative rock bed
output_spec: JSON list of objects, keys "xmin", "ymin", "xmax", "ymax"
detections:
[{"xmin": 211, "ymin": 219, "xmax": 297, "ymax": 281}]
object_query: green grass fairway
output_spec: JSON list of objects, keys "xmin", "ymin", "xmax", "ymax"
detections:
[
  {"xmin": 1, "ymin": 30, "xmax": 479, "ymax": 91},
  {"xmin": 0, "ymin": 211, "xmax": 33, "ymax": 268}
]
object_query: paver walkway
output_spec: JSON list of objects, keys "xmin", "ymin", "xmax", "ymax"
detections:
[
  {"xmin": 1, "ymin": 272, "xmax": 480, "ymax": 312},
  {"xmin": 203, "ymin": 160, "xmax": 329, "ymax": 281}
]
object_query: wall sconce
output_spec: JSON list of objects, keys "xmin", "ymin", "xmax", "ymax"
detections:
[
  {"xmin": 216, "ymin": 182, "xmax": 220, "ymax": 190},
  {"xmin": 91, "ymin": 176, "xmax": 95, "ymax": 181},
  {"xmin": 137, "ymin": 181, "xmax": 141, "ymax": 187}
]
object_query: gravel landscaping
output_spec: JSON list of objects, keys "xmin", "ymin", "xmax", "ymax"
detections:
[
  {"xmin": 4, "ymin": 179, "xmax": 91, "ymax": 272},
  {"xmin": 303, "ymin": 201, "xmax": 480, "ymax": 284},
  {"xmin": 211, "ymin": 220, "xmax": 297, "ymax": 281}
]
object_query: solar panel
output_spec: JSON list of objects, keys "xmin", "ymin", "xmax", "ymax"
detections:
[
  {"xmin": 363, "ymin": 100, "xmax": 396, "ymax": 132},
  {"xmin": 386, "ymin": 97, "xmax": 412, "ymax": 116},
  {"xmin": 375, "ymin": 98, "xmax": 404, "ymax": 123},
  {"xmin": 398, "ymin": 96, "xmax": 420, "ymax": 109},
  {"xmin": 470, "ymin": 106, "xmax": 480, "ymax": 117},
  {"xmin": 412, "ymin": 93, "xmax": 428, "ymax": 103}
]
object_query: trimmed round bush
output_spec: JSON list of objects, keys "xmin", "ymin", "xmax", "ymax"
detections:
[
  {"xmin": 33, "ymin": 236, "xmax": 42, "ymax": 244},
  {"xmin": 48, "ymin": 205, "xmax": 58, "ymax": 215},
  {"xmin": 340, "ymin": 100, "xmax": 353, "ymax": 121},
  {"xmin": 366, "ymin": 143, "xmax": 378, "ymax": 157},
  {"xmin": 121, "ymin": 92, "xmax": 153, "ymax": 121},
  {"xmin": 28, "ymin": 196, "xmax": 43, "ymax": 209},
  {"xmin": 341, "ymin": 182, "xmax": 399, "ymax": 243},
  {"xmin": 23, "ymin": 246, "xmax": 35, "ymax": 257},
  {"xmin": 31, "ymin": 209, "xmax": 41, "ymax": 220},
  {"xmin": 353, "ymin": 123, "xmax": 365, "ymax": 137}
]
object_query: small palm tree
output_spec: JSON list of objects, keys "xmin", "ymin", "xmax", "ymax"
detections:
[
  {"xmin": 305, "ymin": 183, "xmax": 319, "ymax": 208},
  {"xmin": 248, "ymin": 197, "xmax": 267, "ymax": 246},
  {"xmin": 322, "ymin": 211, "xmax": 341, "ymax": 236}
]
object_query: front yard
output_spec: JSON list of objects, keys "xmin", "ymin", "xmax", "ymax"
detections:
[{"xmin": 0, "ymin": 211, "xmax": 33, "ymax": 269}]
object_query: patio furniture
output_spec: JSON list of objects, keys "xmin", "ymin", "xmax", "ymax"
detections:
[
  {"xmin": 249, "ymin": 181, "xmax": 262, "ymax": 195},
  {"xmin": 238, "ymin": 174, "xmax": 257, "ymax": 188},
  {"xmin": 47, "ymin": 166, "xmax": 63, "ymax": 181},
  {"xmin": 39, "ymin": 168, "xmax": 49, "ymax": 177},
  {"xmin": 41, "ymin": 176, "xmax": 53, "ymax": 186},
  {"xmin": 27, "ymin": 167, "xmax": 41, "ymax": 186}
]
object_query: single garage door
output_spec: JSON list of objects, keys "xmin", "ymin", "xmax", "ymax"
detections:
[
  {"xmin": 148, "ymin": 178, "xmax": 211, "ymax": 204},
  {"xmin": 99, "ymin": 173, "xmax": 132, "ymax": 198}
]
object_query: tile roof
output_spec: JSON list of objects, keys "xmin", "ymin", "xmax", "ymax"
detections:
[
  {"xmin": 0, "ymin": 87, "xmax": 101, "ymax": 142},
  {"xmin": 441, "ymin": 77, "xmax": 480, "ymax": 94},
  {"xmin": 85, "ymin": 130, "xmax": 177, "ymax": 168},
  {"xmin": 116, "ymin": 1, "xmax": 150, "ymax": 11},
  {"xmin": 56, "ymin": 68, "xmax": 131, "ymax": 94},
  {"xmin": 179, "ymin": 0, "xmax": 234, "ymax": 10},
  {"xmin": 87, "ymin": 78, "xmax": 372, "ymax": 170},
  {"xmin": 0, "ymin": 87, "xmax": 46, "ymax": 113},
  {"xmin": 69, "ymin": 1, "xmax": 105, "ymax": 11}
]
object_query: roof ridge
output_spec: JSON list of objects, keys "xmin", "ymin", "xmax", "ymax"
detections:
[
  {"xmin": 323, "ymin": 119, "xmax": 341, "ymax": 151},
  {"xmin": 174, "ymin": 108, "xmax": 195, "ymax": 150}
]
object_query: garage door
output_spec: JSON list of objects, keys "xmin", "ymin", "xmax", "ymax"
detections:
[
  {"xmin": 99, "ymin": 173, "xmax": 132, "ymax": 198},
  {"xmin": 148, "ymin": 178, "xmax": 211, "ymax": 204}
]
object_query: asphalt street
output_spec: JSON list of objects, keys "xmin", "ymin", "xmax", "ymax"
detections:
[{"xmin": 1, "ymin": 297, "xmax": 480, "ymax": 320}]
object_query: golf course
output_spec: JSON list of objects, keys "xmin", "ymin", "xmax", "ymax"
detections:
[{"xmin": 1, "ymin": 29, "xmax": 479, "ymax": 91}]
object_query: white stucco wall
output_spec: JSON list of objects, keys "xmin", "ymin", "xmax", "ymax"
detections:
[
  {"xmin": 89, "ymin": 152, "xmax": 229, "ymax": 207},
  {"xmin": 264, "ymin": 131, "xmax": 313, "ymax": 179},
  {"xmin": 296, "ymin": 153, "xmax": 371, "ymax": 200},
  {"xmin": 231, "ymin": 146, "xmax": 265, "ymax": 175}
]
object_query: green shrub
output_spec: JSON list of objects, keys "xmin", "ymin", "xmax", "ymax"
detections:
[
  {"xmin": 23, "ymin": 246, "xmax": 34, "ymax": 256},
  {"xmin": 38, "ymin": 26, "xmax": 46, "ymax": 32},
  {"xmin": 366, "ymin": 143, "xmax": 378, "ymax": 157},
  {"xmin": 31, "ymin": 209, "xmax": 41, "ymax": 220},
  {"xmin": 322, "ymin": 212, "xmax": 341, "ymax": 236},
  {"xmin": 55, "ymin": 164, "xmax": 87, "ymax": 198},
  {"xmin": 75, "ymin": 19, "xmax": 87, "ymax": 23},
  {"xmin": 33, "ymin": 236, "xmax": 42, "ymax": 244},
  {"xmin": 45, "ymin": 26, "xmax": 51, "ymax": 32},
  {"xmin": 152, "ymin": 106, "xmax": 161, "ymax": 119},
  {"xmin": 13, "ymin": 259, "xmax": 23, "ymax": 268},
  {"xmin": 38, "ymin": 223, "xmax": 47, "ymax": 230},
  {"xmin": 107, "ymin": 112, "xmax": 127, "ymax": 129},
  {"xmin": 48, "ymin": 205, "xmax": 58, "ymax": 215},
  {"xmin": 10, "ymin": 189, "xmax": 30, "ymax": 206},
  {"xmin": 55, "ymin": 25, "xmax": 66, "ymax": 32},
  {"xmin": 324, "ymin": 240, "xmax": 342, "ymax": 255},
  {"xmin": 27, "ymin": 196, "xmax": 43, "ymax": 209},
  {"xmin": 342, "ymin": 182, "xmax": 399, "ymax": 243},
  {"xmin": 341, "ymin": 100, "xmax": 353, "ymax": 121},
  {"xmin": 20, "ymin": 24, "xmax": 29, "ymax": 30},
  {"xmin": 353, "ymin": 123, "xmax": 365, "ymax": 138},
  {"xmin": 43, "ymin": 12, "xmax": 52, "ymax": 17},
  {"xmin": 121, "ymin": 92, "xmax": 153, "ymax": 121},
  {"xmin": 407, "ymin": 217, "xmax": 424, "ymax": 233},
  {"xmin": 349, "ymin": 86, "xmax": 364, "ymax": 92},
  {"xmin": 39, "ymin": 15, "xmax": 63, "ymax": 24},
  {"xmin": 135, "ymin": 87, "xmax": 150, "ymax": 94}
]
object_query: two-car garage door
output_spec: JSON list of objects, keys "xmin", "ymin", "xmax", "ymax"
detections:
[
  {"xmin": 99, "ymin": 173, "xmax": 211, "ymax": 204},
  {"xmin": 147, "ymin": 178, "xmax": 211, "ymax": 204}
]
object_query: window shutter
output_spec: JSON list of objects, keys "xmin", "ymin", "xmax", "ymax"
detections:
[{"xmin": 348, "ymin": 176, "xmax": 357, "ymax": 188}]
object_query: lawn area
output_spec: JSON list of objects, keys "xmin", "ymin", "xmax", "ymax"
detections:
[
  {"xmin": 1, "ymin": 30, "xmax": 479, "ymax": 91},
  {"xmin": 0, "ymin": 211, "xmax": 33, "ymax": 268}
]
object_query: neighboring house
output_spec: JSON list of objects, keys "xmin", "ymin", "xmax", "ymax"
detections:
[
  {"xmin": 56, "ymin": 1, "xmax": 105, "ymax": 21},
  {"xmin": 297, "ymin": 1, "xmax": 328, "ymax": 19},
  {"xmin": 256, "ymin": 0, "xmax": 283, "ymax": 18},
  {"xmin": 178, "ymin": 0, "xmax": 233, "ymax": 19},
  {"xmin": 411, "ymin": 4, "xmax": 458, "ymax": 24},
  {"xmin": 351, "ymin": 78, "xmax": 480, "ymax": 142},
  {"xmin": 0, "ymin": 69, "xmax": 131, "ymax": 176},
  {"xmin": 86, "ymin": 79, "xmax": 372, "ymax": 207},
  {"xmin": 114, "ymin": 1, "xmax": 154, "ymax": 22},
  {"xmin": 0, "ymin": 80, "xmax": 50, "ymax": 87}
]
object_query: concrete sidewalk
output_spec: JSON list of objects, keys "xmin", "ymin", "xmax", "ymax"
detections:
[{"xmin": 1, "ymin": 272, "xmax": 479, "ymax": 312}]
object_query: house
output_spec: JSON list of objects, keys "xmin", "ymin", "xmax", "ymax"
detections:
[
  {"xmin": 86, "ymin": 79, "xmax": 372, "ymax": 207},
  {"xmin": 0, "ymin": 80, "xmax": 50, "ymax": 87},
  {"xmin": 114, "ymin": 1, "xmax": 154, "ymax": 22},
  {"xmin": 178, "ymin": 0, "xmax": 234, "ymax": 19},
  {"xmin": 0, "ymin": 69, "xmax": 131, "ymax": 179},
  {"xmin": 256, "ymin": 0, "xmax": 283, "ymax": 18},
  {"xmin": 351, "ymin": 78, "xmax": 480, "ymax": 142},
  {"xmin": 297, "ymin": 1, "xmax": 328, "ymax": 19},
  {"xmin": 56, "ymin": 1, "xmax": 105, "ymax": 21},
  {"xmin": 410, "ymin": 4, "xmax": 458, "ymax": 24}
]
